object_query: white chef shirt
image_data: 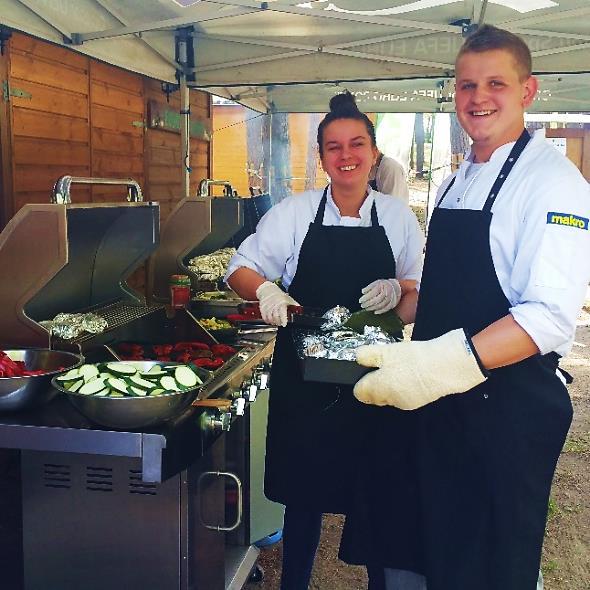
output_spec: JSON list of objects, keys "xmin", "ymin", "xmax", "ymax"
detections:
[
  {"xmin": 225, "ymin": 186, "xmax": 424, "ymax": 291},
  {"xmin": 369, "ymin": 155, "xmax": 410, "ymax": 204},
  {"xmin": 436, "ymin": 129, "xmax": 590, "ymax": 357}
]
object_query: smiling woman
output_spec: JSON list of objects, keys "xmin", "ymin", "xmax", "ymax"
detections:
[{"xmin": 224, "ymin": 90, "xmax": 424, "ymax": 589}]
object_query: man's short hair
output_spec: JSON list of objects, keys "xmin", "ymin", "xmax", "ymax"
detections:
[{"xmin": 456, "ymin": 25, "xmax": 532, "ymax": 80}]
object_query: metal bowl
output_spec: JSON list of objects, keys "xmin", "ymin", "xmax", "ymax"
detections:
[
  {"xmin": 52, "ymin": 361, "xmax": 212, "ymax": 430},
  {"xmin": 0, "ymin": 349, "xmax": 83, "ymax": 412}
]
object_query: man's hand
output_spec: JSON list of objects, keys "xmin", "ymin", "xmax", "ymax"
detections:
[
  {"xmin": 255, "ymin": 281, "xmax": 300, "ymax": 327},
  {"xmin": 353, "ymin": 329, "xmax": 488, "ymax": 409},
  {"xmin": 359, "ymin": 279, "xmax": 402, "ymax": 314}
]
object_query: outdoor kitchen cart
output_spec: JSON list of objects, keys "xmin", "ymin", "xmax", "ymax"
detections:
[{"xmin": 0, "ymin": 180, "xmax": 282, "ymax": 590}]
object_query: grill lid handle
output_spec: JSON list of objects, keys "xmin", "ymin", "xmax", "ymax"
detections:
[{"xmin": 51, "ymin": 176, "xmax": 144, "ymax": 203}]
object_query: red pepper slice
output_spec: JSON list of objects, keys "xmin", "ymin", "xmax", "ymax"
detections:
[
  {"xmin": 211, "ymin": 344, "xmax": 236, "ymax": 356},
  {"xmin": 153, "ymin": 344, "xmax": 173, "ymax": 356}
]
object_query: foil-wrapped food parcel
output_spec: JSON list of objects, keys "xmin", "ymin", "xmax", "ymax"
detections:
[
  {"xmin": 296, "ymin": 305, "xmax": 400, "ymax": 362},
  {"xmin": 39, "ymin": 313, "xmax": 108, "ymax": 340},
  {"xmin": 188, "ymin": 247, "xmax": 236, "ymax": 283}
]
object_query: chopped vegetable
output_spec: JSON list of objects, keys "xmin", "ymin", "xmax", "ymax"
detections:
[{"xmin": 54, "ymin": 362, "xmax": 203, "ymax": 398}]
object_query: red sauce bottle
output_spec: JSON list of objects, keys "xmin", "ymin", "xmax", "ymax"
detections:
[{"xmin": 170, "ymin": 274, "xmax": 191, "ymax": 309}]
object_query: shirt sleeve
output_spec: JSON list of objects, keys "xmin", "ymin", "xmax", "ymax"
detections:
[
  {"xmin": 508, "ymin": 175, "xmax": 590, "ymax": 355},
  {"xmin": 224, "ymin": 198, "xmax": 296, "ymax": 283},
  {"xmin": 377, "ymin": 158, "xmax": 410, "ymax": 201},
  {"xmin": 394, "ymin": 208, "xmax": 425, "ymax": 284}
]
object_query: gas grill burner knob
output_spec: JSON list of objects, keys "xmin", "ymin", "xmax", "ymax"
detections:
[
  {"xmin": 253, "ymin": 366, "xmax": 270, "ymax": 390},
  {"xmin": 232, "ymin": 397, "xmax": 246, "ymax": 416},
  {"xmin": 201, "ymin": 409, "xmax": 232, "ymax": 434},
  {"xmin": 241, "ymin": 379, "xmax": 258, "ymax": 402}
]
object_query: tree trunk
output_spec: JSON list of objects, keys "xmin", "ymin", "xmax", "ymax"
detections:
[
  {"xmin": 246, "ymin": 111, "xmax": 270, "ymax": 194},
  {"xmin": 450, "ymin": 113, "xmax": 470, "ymax": 170},
  {"xmin": 414, "ymin": 113, "xmax": 425, "ymax": 177},
  {"xmin": 270, "ymin": 112, "xmax": 292, "ymax": 204}
]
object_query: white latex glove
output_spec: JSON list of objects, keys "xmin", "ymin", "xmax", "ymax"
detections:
[
  {"xmin": 255, "ymin": 281, "xmax": 300, "ymax": 327},
  {"xmin": 359, "ymin": 279, "xmax": 402, "ymax": 314},
  {"xmin": 353, "ymin": 328, "xmax": 488, "ymax": 410}
]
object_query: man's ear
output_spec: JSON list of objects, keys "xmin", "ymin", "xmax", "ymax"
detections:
[{"xmin": 522, "ymin": 75, "xmax": 538, "ymax": 108}]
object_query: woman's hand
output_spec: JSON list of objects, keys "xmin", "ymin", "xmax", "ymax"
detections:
[
  {"xmin": 256, "ymin": 281, "xmax": 300, "ymax": 327},
  {"xmin": 359, "ymin": 279, "xmax": 402, "ymax": 314}
]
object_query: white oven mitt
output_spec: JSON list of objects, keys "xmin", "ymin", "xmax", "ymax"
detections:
[
  {"xmin": 353, "ymin": 328, "xmax": 488, "ymax": 410},
  {"xmin": 255, "ymin": 281, "xmax": 300, "ymax": 327},
  {"xmin": 359, "ymin": 279, "xmax": 402, "ymax": 314}
]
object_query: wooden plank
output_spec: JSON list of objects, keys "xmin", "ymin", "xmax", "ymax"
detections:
[
  {"xmin": 91, "ymin": 61, "xmax": 143, "ymax": 94},
  {"xmin": 148, "ymin": 131, "xmax": 183, "ymax": 149},
  {"xmin": 0, "ymin": 38, "xmax": 14, "ymax": 227},
  {"xmin": 12, "ymin": 33, "xmax": 87, "ymax": 70},
  {"xmin": 545, "ymin": 128, "xmax": 584, "ymax": 138},
  {"xmin": 92, "ymin": 153, "xmax": 144, "ymax": 175},
  {"xmin": 14, "ymin": 165, "xmax": 90, "ymax": 193},
  {"xmin": 14, "ymin": 138, "xmax": 90, "ymax": 167},
  {"xmin": 92, "ymin": 104, "xmax": 143, "ymax": 135},
  {"xmin": 12, "ymin": 109, "xmax": 89, "ymax": 142},
  {"xmin": 10, "ymin": 51, "xmax": 88, "ymax": 94},
  {"xmin": 147, "ymin": 165, "xmax": 184, "ymax": 184},
  {"xmin": 91, "ymin": 81, "xmax": 143, "ymax": 114},
  {"xmin": 93, "ymin": 128, "xmax": 143, "ymax": 154},
  {"xmin": 212, "ymin": 106, "xmax": 249, "ymax": 194},
  {"xmin": 565, "ymin": 138, "xmax": 583, "ymax": 171},
  {"xmin": 148, "ymin": 146, "xmax": 182, "ymax": 166},
  {"xmin": 10, "ymin": 79, "xmax": 88, "ymax": 119}
]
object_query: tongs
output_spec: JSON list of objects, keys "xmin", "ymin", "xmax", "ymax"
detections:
[{"xmin": 235, "ymin": 302, "xmax": 327, "ymax": 328}]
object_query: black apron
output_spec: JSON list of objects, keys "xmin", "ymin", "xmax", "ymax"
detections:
[
  {"xmin": 341, "ymin": 131, "xmax": 573, "ymax": 588},
  {"xmin": 264, "ymin": 186, "xmax": 397, "ymax": 513}
]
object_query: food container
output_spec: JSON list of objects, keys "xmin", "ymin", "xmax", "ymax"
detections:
[
  {"xmin": 0, "ymin": 348, "xmax": 83, "ymax": 412},
  {"xmin": 51, "ymin": 361, "xmax": 212, "ymax": 430},
  {"xmin": 170, "ymin": 274, "xmax": 191, "ymax": 309}
]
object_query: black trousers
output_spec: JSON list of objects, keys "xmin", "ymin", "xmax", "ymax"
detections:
[{"xmin": 280, "ymin": 504, "xmax": 385, "ymax": 590}]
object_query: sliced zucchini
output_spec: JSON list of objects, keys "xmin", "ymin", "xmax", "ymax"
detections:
[
  {"xmin": 175, "ymin": 366, "xmax": 200, "ymax": 389},
  {"xmin": 78, "ymin": 378, "xmax": 107, "ymax": 395},
  {"xmin": 94, "ymin": 388, "xmax": 110, "ymax": 397},
  {"xmin": 56, "ymin": 368, "xmax": 81, "ymax": 382},
  {"xmin": 144, "ymin": 366, "xmax": 167, "ymax": 376},
  {"xmin": 79, "ymin": 364, "xmax": 100, "ymax": 382},
  {"xmin": 129, "ymin": 385, "xmax": 148, "ymax": 397},
  {"xmin": 107, "ymin": 377, "xmax": 131, "ymax": 395},
  {"xmin": 160, "ymin": 375, "xmax": 180, "ymax": 392},
  {"xmin": 106, "ymin": 362, "xmax": 137, "ymax": 375},
  {"xmin": 67, "ymin": 379, "xmax": 84, "ymax": 393},
  {"xmin": 150, "ymin": 388, "xmax": 165, "ymax": 397},
  {"xmin": 109, "ymin": 391, "xmax": 125, "ymax": 398},
  {"xmin": 130, "ymin": 374, "xmax": 157, "ymax": 390}
]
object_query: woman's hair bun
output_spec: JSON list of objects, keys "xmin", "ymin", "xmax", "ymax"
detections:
[{"xmin": 329, "ymin": 91, "xmax": 359, "ymax": 115}]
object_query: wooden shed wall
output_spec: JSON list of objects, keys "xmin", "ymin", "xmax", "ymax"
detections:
[{"xmin": 0, "ymin": 32, "xmax": 211, "ymax": 227}]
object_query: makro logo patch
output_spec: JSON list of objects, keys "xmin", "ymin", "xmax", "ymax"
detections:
[{"xmin": 547, "ymin": 212, "xmax": 589, "ymax": 230}]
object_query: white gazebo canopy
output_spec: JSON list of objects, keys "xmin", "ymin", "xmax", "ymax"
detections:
[{"xmin": 2, "ymin": 0, "xmax": 589, "ymax": 113}]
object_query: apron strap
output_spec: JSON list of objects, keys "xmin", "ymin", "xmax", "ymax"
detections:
[
  {"xmin": 315, "ymin": 185, "xmax": 380, "ymax": 227},
  {"xmin": 436, "ymin": 129, "xmax": 531, "ymax": 212},
  {"xmin": 482, "ymin": 129, "xmax": 531, "ymax": 214},
  {"xmin": 314, "ymin": 186, "xmax": 330, "ymax": 224}
]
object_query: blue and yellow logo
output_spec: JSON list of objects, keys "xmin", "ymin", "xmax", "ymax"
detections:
[{"xmin": 547, "ymin": 212, "xmax": 589, "ymax": 230}]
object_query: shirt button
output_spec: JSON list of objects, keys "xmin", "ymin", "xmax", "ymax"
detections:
[{"xmin": 456, "ymin": 198, "xmax": 460, "ymax": 202}]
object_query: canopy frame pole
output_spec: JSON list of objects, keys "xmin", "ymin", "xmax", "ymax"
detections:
[
  {"xmin": 15, "ymin": 0, "xmax": 72, "ymax": 42},
  {"xmin": 70, "ymin": 7, "xmax": 257, "ymax": 44},
  {"xmin": 192, "ymin": 34, "xmax": 453, "ymax": 72}
]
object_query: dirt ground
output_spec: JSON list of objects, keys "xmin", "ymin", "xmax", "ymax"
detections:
[{"xmin": 246, "ymin": 307, "xmax": 590, "ymax": 590}]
